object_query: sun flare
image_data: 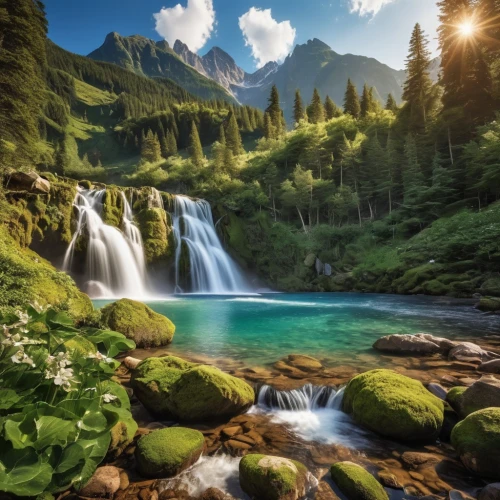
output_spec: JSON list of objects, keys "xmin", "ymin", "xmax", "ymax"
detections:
[{"xmin": 458, "ymin": 20, "xmax": 476, "ymax": 37}]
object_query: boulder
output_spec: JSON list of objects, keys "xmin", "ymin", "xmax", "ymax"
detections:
[
  {"xmin": 239, "ymin": 454, "xmax": 310, "ymax": 500},
  {"xmin": 446, "ymin": 376, "xmax": 500, "ymax": 418},
  {"xmin": 331, "ymin": 462, "xmax": 389, "ymax": 500},
  {"xmin": 448, "ymin": 342, "xmax": 498, "ymax": 363},
  {"xmin": 199, "ymin": 488, "xmax": 235, "ymax": 500},
  {"xmin": 304, "ymin": 253, "xmax": 316, "ymax": 267},
  {"xmin": 131, "ymin": 356, "xmax": 254, "ymax": 421},
  {"xmin": 342, "ymin": 369, "xmax": 444, "ymax": 441},
  {"xmin": 135, "ymin": 427, "xmax": 205, "ymax": 479},
  {"xmin": 324, "ymin": 263, "xmax": 332, "ymax": 276},
  {"xmin": 7, "ymin": 170, "xmax": 50, "ymax": 194},
  {"xmin": 332, "ymin": 272, "xmax": 353, "ymax": 286},
  {"xmin": 373, "ymin": 333, "xmax": 456, "ymax": 356},
  {"xmin": 479, "ymin": 359, "xmax": 500, "ymax": 374},
  {"xmin": 315, "ymin": 258, "xmax": 324, "ymax": 275},
  {"xmin": 479, "ymin": 483, "xmax": 500, "ymax": 500},
  {"xmin": 427, "ymin": 383, "xmax": 448, "ymax": 401},
  {"xmin": 100, "ymin": 298, "xmax": 175, "ymax": 348},
  {"xmin": 79, "ymin": 466, "xmax": 121, "ymax": 498},
  {"xmin": 451, "ymin": 408, "xmax": 500, "ymax": 478},
  {"xmin": 476, "ymin": 297, "xmax": 500, "ymax": 312}
]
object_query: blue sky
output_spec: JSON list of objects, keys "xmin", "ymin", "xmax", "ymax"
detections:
[{"xmin": 44, "ymin": 0, "xmax": 440, "ymax": 73}]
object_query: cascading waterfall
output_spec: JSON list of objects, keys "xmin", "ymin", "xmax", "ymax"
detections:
[
  {"xmin": 172, "ymin": 195, "xmax": 248, "ymax": 294},
  {"xmin": 257, "ymin": 384, "xmax": 345, "ymax": 411},
  {"xmin": 63, "ymin": 188, "xmax": 148, "ymax": 299}
]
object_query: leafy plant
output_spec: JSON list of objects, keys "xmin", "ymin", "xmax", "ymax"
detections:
[{"xmin": 0, "ymin": 305, "xmax": 136, "ymax": 496}]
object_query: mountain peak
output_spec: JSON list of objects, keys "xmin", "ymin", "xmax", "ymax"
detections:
[{"xmin": 307, "ymin": 38, "xmax": 331, "ymax": 50}]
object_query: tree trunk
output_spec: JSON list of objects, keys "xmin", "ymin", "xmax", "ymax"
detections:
[
  {"xmin": 357, "ymin": 203, "xmax": 362, "ymax": 226},
  {"xmin": 388, "ymin": 189, "xmax": 392, "ymax": 214},
  {"xmin": 273, "ymin": 196, "xmax": 277, "ymax": 222},
  {"xmin": 368, "ymin": 200, "xmax": 374, "ymax": 220},
  {"xmin": 297, "ymin": 207, "xmax": 308, "ymax": 233},
  {"xmin": 448, "ymin": 127, "xmax": 454, "ymax": 165}
]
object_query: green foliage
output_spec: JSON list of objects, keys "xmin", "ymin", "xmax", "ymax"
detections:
[
  {"xmin": 189, "ymin": 121, "xmax": 204, "ymax": 167},
  {"xmin": 0, "ymin": 306, "xmax": 136, "ymax": 496},
  {"xmin": 308, "ymin": 88, "xmax": 325, "ymax": 124},
  {"xmin": 344, "ymin": 79, "xmax": 361, "ymax": 119}
]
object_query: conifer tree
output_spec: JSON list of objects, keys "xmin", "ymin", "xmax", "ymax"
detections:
[
  {"xmin": 266, "ymin": 85, "xmax": 284, "ymax": 137},
  {"xmin": 403, "ymin": 134, "xmax": 425, "ymax": 206},
  {"xmin": 166, "ymin": 130, "xmax": 177, "ymax": 156},
  {"xmin": 141, "ymin": 130, "xmax": 162, "ymax": 163},
  {"xmin": 403, "ymin": 23, "xmax": 433, "ymax": 130},
  {"xmin": 360, "ymin": 84, "xmax": 376, "ymax": 118},
  {"xmin": 343, "ymin": 79, "xmax": 361, "ymax": 119},
  {"xmin": 428, "ymin": 150, "xmax": 456, "ymax": 209},
  {"xmin": 241, "ymin": 106, "xmax": 252, "ymax": 132},
  {"xmin": 324, "ymin": 96, "xmax": 341, "ymax": 120},
  {"xmin": 293, "ymin": 89, "xmax": 306, "ymax": 124},
  {"xmin": 264, "ymin": 112, "xmax": 275, "ymax": 140},
  {"xmin": 189, "ymin": 121, "xmax": 204, "ymax": 167},
  {"xmin": 385, "ymin": 94, "xmax": 399, "ymax": 113},
  {"xmin": 225, "ymin": 111, "xmax": 243, "ymax": 155},
  {"xmin": 309, "ymin": 88, "xmax": 325, "ymax": 124}
]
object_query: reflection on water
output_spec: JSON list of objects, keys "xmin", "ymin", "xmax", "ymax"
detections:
[{"xmin": 94, "ymin": 293, "xmax": 500, "ymax": 366}]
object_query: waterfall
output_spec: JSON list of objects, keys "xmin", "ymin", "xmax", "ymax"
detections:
[
  {"xmin": 63, "ymin": 188, "xmax": 148, "ymax": 299},
  {"xmin": 257, "ymin": 384, "xmax": 345, "ymax": 411},
  {"xmin": 172, "ymin": 195, "xmax": 248, "ymax": 294}
]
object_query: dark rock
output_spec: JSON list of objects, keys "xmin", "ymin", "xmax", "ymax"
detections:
[
  {"xmin": 479, "ymin": 483, "xmax": 500, "ymax": 500},
  {"xmin": 450, "ymin": 375, "xmax": 500, "ymax": 418},
  {"xmin": 478, "ymin": 359, "xmax": 500, "ymax": 374},
  {"xmin": 7, "ymin": 171, "xmax": 50, "ymax": 194},
  {"xmin": 427, "ymin": 383, "xmax": 448, "ymax": 400}
]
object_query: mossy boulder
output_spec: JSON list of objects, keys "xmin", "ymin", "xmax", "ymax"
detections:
[
  {"xmin": 136, "ymin": 208, "xmax": 173, "ymax": 265},
  {"xmin": 342, "ymin": 369, "xmax": 444, "ymax": 441},
  {"xmin": 239, "ymin": 454, "xmax": 310, "ymax": 500},
  {"xmin": 331, "ymin": 462, "xmax": 389, "ymax": 500},
  {"xmin": 0, "ymin": 225, "xmax": 93, "ymax": 322},
  {"xmin": 476, "ymin": 297, "xmax": 500, "ymax": 312},
  {"xmin": 446, "ymin": 386, "xmax": 468, "ymax": 413},
  {"xmin": 447, "ymin": 377, "xmax": 500, "ymax": 418},
  {"xmin": 64, "ymin": 336, "xmax": 97, "ymax": 357},
  {"xmin": 135, "ymin": 427, "xmax": 205, "ymax": 479},
  {"xmin": 131, "ymin": 356, "xmax": 254, "ymax": 422},
  {"xmin": 451, "ymin": 408, "xmax": 500, "ymax": 478},
  {"xmin": 100, "ymin": 299, "xmax": 175, "ymax": 348}
]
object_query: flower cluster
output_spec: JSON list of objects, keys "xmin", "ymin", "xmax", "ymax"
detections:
[{"xmin": 45, "ymin": 352, "xmax": 76, "ymax": 391}]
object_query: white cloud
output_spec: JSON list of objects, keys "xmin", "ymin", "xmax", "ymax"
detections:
[
  {"xmin": 239, "ymin": 7, "xmax": 296, "ymax": 68},
  {"xmin": 349, "ymin": 0, "xmax": 397, "ymax": 17},
  {"xmin": 154, "ymin": 0, "xmax": 215, "ymax": 52}
]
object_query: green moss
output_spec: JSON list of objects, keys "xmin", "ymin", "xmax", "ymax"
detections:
[
  {"xmin": 136, "ymin": 208, "xmax": 172, "ymax": 264},
  {"xmin": 0, "ymin": 225, "xmax": 93, "ymax": 322},
  {"xmin": 64, "ymin": 336, "xmax": 97, "ymax": 357},
  {"xmin": 131, "ymin": 356, "xmax": 254, "ymax": 421},
  {"xmin": 239, "ymin": 454, "xmax": 308, "ymax": 500},
  {"xmin": 446, "ymin": 386, "xmax": 467, "ymax": 413},
  {"xmin": 451, "ymin": 408, "xmax": 500, "ymax": 478},
  {"xmin": 135, "ymin": 427, "xmax": 205, "ymax": 479},
  {"xmin": 343, "ymin": 369, "xmax": 444, "ymax": 441},
  {"xmin": 101, "ymin": 187, "xmax": 124, "ymax": 227},
  {"xmin": 100, "ymin": 298, "xmax": 175, "ymax": 348},
  {"xmin": 331, "ymin": 462, "xmax": 388, "ymax": 500},
  {"xmin": 476, "ymin": 296, "xmax": 500, "ymax": 312}
]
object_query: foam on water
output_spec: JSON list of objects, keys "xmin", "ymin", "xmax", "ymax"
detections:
[{"xmin": 228, "ymin": 297, "xmax": 334, "ymax": 307}]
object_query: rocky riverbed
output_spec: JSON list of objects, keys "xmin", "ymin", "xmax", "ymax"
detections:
[{"xmin": 46, "ymin": 333, "xmax": 500, "ymax": 500}]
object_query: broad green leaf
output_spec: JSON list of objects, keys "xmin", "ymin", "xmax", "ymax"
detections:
[
  {"xmin": 0, "ymin": 448, "xmax": 52, "ymax": 496},
  {"xmin": 35, "ymin": 416, "xmax": 78, "ymax": 450},
  {"xmin": 0, "ymin": 389, "xmax": 21, "ymax": 410}
]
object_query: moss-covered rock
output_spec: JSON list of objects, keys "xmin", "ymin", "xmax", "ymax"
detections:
[
  {"xmin": 451, "ymin": 408, "xmax": 500, "ymax": 478},
  {"xmin": 136, "ymin": 207, "xmax": 173, "ymax": 265},
  {"xmin": 101, "ymin": 187, "xmax": 124, "ymax": 227},
  {"xmin": 239, "ymin": 454, "xmax": 310, "ymax": 500},
  {"xmin": 64, "ymin": 336, "xmax": 97, "ymax": 357},
  {"xmin": 447, "ymin": 377, "xmax": 500, "ymax": 418},
  {"xmin": 330, "ymin": 462, "xmax": 389, "ymax": 500},
  {"xmin": 0, "ymin": 225, "xmax": 93, "ymax": 322},
  {"xmin": 131, "ymin": 356, "xmax": 254, "ymax": 422},
  {"xmin": 135, "ymin": 427, "xmax": 205, "ymax": 479},
  {"xmin": 100, "ymin": 299, "xmax": 175, "ymax": 348},
  {"xmin": 342, "ymin": 369, "xmax": 444, "ymax": 441},
  {"xmin": 476, "ymin": 297, "xmax": 500, "ymax": 312},
  {"xmin": 446, "ymin": 386, "xmax": 468, "ymax": 413}
]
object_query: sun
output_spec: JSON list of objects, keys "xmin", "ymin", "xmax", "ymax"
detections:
[{"xmin": 458, "ymin": 20, "xmax": 476, "ymax": 37}]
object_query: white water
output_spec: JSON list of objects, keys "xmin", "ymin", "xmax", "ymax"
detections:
[
  {"xmin": 172, "ymin": 195, "xmax": 248, "ymax": 294},
  {"xmin": 254, "ymin": 385, "xmax": 371, "ymax": 448},
  {"xmin": 63, "ymin": 188, "xmax": 148, "ymax": 299}
]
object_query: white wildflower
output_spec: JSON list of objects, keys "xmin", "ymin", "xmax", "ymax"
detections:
[
  {"xmin": 11, "ymin": 348, "xmax": 35, "ymax": 367},
  {"xmin": 102, "ymin": 393, "xmax": 117, "ymax": 403},
  {"xmin": 87, "ymin": 351, "xmax": 113, "ymax": 363}
]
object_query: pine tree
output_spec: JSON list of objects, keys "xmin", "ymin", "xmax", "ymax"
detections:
[
  {"xmin": 403, "ymin": 23, "xmax": 433, "ymax": 130},
  {"xmin": 428, "ymin": 150, "xmax": 456, "ymax": 209},
  {"xmin": 293, "ymin": 89, "xmax": 306, "ymax": 124},
  {"xmin": 241, "ymin": 106, "xmax": 252, "ymax": 132},
  {"xmin": 189, "ymin": 121, "xmax": 204, "ymax": 167},
  {"xmin": 141, "ymin": 130, "xmax": 162, "ymax": 163},
  {"xmin": 309, "ymin": 88, "xmax": 325, "ymax": 124},
  {"xmin": 266, "ymin": 85, "xmax": 284, "ymax": 137},
  {"xmin": 264, "ymin": 112, "xmax": 275, "ymax": 140},
  {"xmin": 385, "ymin": 94, "xmax": 399, "ymax": 113},
  {"xmin": 360, "ymin": 84, "xmax": 376, "ymax": 118},
  {"xmin": 343, "ymin": 79, "xmax": 361, "ymax": 119},
  {"xmin": 166, "ymin": 130, "xmax": 177, "ymax": 156},
  {"xmin": 324, "ymin": 96, "xmax": 341, "ymax": 120},
  {"xmin": 403, "ymin": 134, "xmax": 425, "ymax": 206},
  {"xmin": 225, "ymin": 111, "xmax": 243, "ymax": 155}
]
